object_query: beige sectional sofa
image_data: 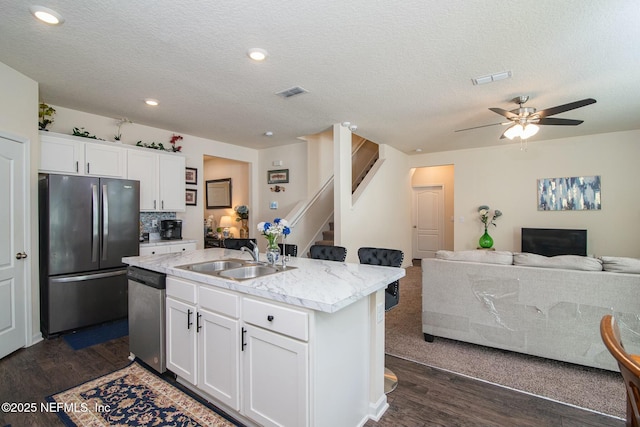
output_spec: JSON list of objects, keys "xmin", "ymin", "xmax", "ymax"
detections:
[{"xmin": 422, "ymin": 251, "xmax": 640, "ymax": 371}]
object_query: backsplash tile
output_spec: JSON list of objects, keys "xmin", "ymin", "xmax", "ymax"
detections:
[{"xmin": 140, "ymin": 212, "xmax": 177, "ymax": 233}]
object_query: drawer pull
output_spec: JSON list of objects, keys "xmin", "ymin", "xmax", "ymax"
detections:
[{"xmin": 267, "ymin": 315, "xmax": 274, "ymax": 322}]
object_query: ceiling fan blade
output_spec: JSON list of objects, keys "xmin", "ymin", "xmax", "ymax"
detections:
[
  {"xmin": 537, "ymin": 117, "xmax": 584, "ymax": 126},
  {"xmin": 536, "ymin": 98, "xmax": 596, "ymax": 118},
  {"xmin": 454, "ymin": 122, "xmax": 506, "ymax": 132},
  {"xmin": 489, "ymin": 107, "xmax": 519, "ymax": 119}
]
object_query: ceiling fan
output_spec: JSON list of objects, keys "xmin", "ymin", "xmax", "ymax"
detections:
[{"xmin": 456, "ymin": 96, "xmax": 597, "ymax": 140}]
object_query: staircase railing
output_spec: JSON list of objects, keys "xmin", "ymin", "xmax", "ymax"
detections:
[{"xmin": 284, "ymin": 177, "xmax": 334, "ymax": 256}]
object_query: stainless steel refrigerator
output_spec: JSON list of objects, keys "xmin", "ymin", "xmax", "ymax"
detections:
[{"xmin": 39, "ymin": 174, "xmax": 140, "ymax": 338}]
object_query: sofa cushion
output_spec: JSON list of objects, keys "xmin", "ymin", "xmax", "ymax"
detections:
[
  {"xmin": 513, "ymin": 252, "xmax": 603, "ymax": 271},
  {"xmin": 435, "ymin": 250, "xmax": 513, "ymax": 265},
  {"xmin": 601, "ymin": 256, "xmax": 640, "ymax": 274}
]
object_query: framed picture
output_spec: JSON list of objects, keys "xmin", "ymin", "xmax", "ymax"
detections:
[
  {"xmin": 268, "ymin": 169, "xmax": 289, "ymax": 184},
  {"xmin": 185, "ymin": 167, "xmax": 198, "ymax": 185},
  {"xmin": 537, "ymin": 175, "xmax": 601, "ymax": 211},
  {"xmin": 185, "ymin": 189, "xmax": 197, "ymax": 206},
  {"xmin": 206, "ymin": 178, "xmax": 232, "ymax": 208}
]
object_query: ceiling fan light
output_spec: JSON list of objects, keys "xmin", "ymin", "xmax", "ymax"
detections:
[
  {"xmin": 504, "ymin": 124, "xmax": 523, "ymax": 140},
  {"xmin": 521, "ymin": 124, "xmax": 539, "ymax": 139}
]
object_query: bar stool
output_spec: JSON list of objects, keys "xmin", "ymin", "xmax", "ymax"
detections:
[
  {"xmin": 309, "ymin": 244, "xmax": 347, "ymax": 261},
  {"xmin": 278, "ymin": 243, "xmax": 298, "ymax": 257},
  {"xmin": 357, "ymin": 246, "xmax": 404, "ymax": 393}
]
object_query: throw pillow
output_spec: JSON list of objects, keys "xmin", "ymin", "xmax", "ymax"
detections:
[
  {"xmin": 601, "ymin": 256, "xmax": 640, "ymax": 274},
  {"xmin": 513, "ymin": 252, "xmax": 603, "ymax": 271}
]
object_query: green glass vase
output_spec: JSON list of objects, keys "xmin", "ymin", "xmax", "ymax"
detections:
[{"xmin": 478, "ymin": 228, "xmax": 494, "ymax": 249}]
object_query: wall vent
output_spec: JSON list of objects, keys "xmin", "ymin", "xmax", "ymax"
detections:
[{"xmin": 275, "ymin": 86, "xmax": 309, "ymax": 98}]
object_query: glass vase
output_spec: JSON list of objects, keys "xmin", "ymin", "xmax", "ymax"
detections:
[
  {"xmin": 478, "ymin": 228, "xmax": 494, "ymax": 249},
  {"xmin": 266, "ymin": 243, "xmax": 280, "ymax": 265}
]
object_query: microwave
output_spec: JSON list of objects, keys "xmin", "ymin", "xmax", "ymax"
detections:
[{"xmin": 160, "ymin": 219, "xmax": 182, "ymax": 240}]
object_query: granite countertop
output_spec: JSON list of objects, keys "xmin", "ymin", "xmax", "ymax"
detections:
[
  {"xmin": 123, "ymin": 248, "xmax": 405, "ymax": 313},
  {"xmin": 139, "ymin": 238, "xmax": 197, "ymax": 248}
]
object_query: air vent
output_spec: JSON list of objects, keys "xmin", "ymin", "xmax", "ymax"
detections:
[{"xmin": 275, "ymin": 86, "xmax": 309, "ymax": 98}]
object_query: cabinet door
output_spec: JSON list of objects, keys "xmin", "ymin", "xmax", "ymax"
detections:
[
  {"xmin": 127, "ymin": 150, "xmax": 159, "ymax": 211},
  {"xmin": 158, "ymin": 154, "xmax": 185, "ymax": 211},
  {"xmin": 85, "ymin": 144, "xmax": 126, "ymax": 177},
  {"xmin": 198, "ymin": 309, "xmax": 240, "ymax": 410},
  {"xmin": 169, "ymin": 242, "xmax": 196, "ymax": 253},
  {"xmin": 166, "ymin": 297, "xmax": 197, "ymax": 384},
  {"xmin": 243, "ymin": 325, "xmax": 309, "ymax": 427},
  {"xmin": 40, "ymin": 136, "xmax": 83, "ymax": 174}
]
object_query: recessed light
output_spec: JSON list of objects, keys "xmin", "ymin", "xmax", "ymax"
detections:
[
  {"xmin": 264, "ymin": 131, "xmax": 273, "ymax": 137},
  {"xmin": 247, "ymin": 48, "xmax": 268, "ymax": 61},
  {"xmin": 29, "ymin": 5, "xmax": 64, "ymax": 25},
  {"xmin": 144, "ymin": 99, "xmax": 159, "ymax": 106}
]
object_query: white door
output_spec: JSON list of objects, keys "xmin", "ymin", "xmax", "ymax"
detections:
[
  {"xmin": 243, "ymin": 325, "xmax": 309, "ymax": 427},
  {"xmin": 199, "ymin": 309, "xmax": 240, "ymax": 410},
  {"xmin": 413, "ymin": 186, "xmax": 444, "ymax": 259},
  {"xmin": 0, "ymin": 134, "xmax": 27, "ymax": 359},
  {"xmin": 166, "ymin": 297, "xmax": 197, "ymax": 384}
]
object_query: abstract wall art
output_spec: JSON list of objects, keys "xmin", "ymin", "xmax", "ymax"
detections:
[{"xmin": 537, "ymin": 175, "xmax": 601, "ymax": 211}]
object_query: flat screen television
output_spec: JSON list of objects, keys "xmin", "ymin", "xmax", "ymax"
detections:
[{"xmin": 521, "ymin": 228, "xmax": 587, "ymax": 257}]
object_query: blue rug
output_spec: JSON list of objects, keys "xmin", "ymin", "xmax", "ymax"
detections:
[{"xmin": 63, "ymin": 319, "xmax": 128, "ymax": 350}]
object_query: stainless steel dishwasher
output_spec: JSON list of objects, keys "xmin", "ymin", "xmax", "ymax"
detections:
[{"xmin": 127, "ymin": 266, "xmax": 166, "ymax": 373}]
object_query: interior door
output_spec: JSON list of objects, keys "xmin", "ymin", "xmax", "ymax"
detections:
[
  {"xmin": 0, "ymin": 134, "xmax": 27, "ymax": 359},
  {"xmin": 413, "ymin": 186, "xmax": 444, "ymax": 259}
]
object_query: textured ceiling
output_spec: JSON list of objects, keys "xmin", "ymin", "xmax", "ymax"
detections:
[{"xmin": 1, "ymin": 0, "xmax": 639, "ymax": 153}]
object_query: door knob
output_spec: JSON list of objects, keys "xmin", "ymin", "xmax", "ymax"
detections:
[{"xmin": 16, "ymin": 252, "xmax": 28, "ymax": 259}]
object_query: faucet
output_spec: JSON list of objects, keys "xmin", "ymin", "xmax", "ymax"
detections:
[{"xmin": 241, "ymin": 241, "xmax": 260, "ymax": 262}]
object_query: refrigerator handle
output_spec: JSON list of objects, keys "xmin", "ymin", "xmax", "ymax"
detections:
[
  {"xmin": 91, "ymin": 184, "xmax": 99, "ymax": 262},
  {"xmin": 102, "ymin": 184, "xmax": 109, "ymax": 260}
]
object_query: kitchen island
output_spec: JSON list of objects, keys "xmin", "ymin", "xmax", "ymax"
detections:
[{"xmin": 123, "ymin": 248, "xmax": 405, "ymax": 427}]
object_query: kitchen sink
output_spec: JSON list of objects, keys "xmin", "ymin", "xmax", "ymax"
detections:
[
  {"xmin": 184, "ymin": 259, "xmax": 244, "ymax": 273},
  {"xmin": 176, "ymin": 258, "xmax": 294, "ymax": 281},
  {"xmin": 218, "ymin": 265, "xmax": 278, "ymax": 280}
]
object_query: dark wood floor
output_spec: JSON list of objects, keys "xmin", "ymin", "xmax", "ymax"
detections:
[{"xmin": 0, "ymin": 336, "xmax": 624, "ymax": 427}]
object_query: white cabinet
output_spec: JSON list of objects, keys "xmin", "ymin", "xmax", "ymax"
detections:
[
  {"xmin": 39, "ymin": 132, "xmax": 126, "ymax": 177},
  {"xmin": 198, "ymin": 286, "xmax": 241, "ymax": 410},
  {"xmin": 165, "ymin": 276, "xmax": 310, "ymax": 426},
  {"xmin": 139, "ymin": 245, "xmax": 170, "ymax": 256},
  {"xmin": 84, "ymin": 143, "xmax": 126, "ymax": 177},
  {"xmin": 139, "ymin": 242, "xmax": 196, "ymax": 256},
  {"xmin": 166, "ymin": 278, "xmax": 198, "ymax": 384},
  {"xmin": 127, "ymin": 149, "xmax": 185, "ymax": 212},
  {"xmin": 159, "ymin": 154, "xmax": 186, "ymax": 211},
  {"xmin": 39, "ymin": 134, "xmax": 83, "ymax": 174},
  {"xmin": 243, "ymin": 324, "xmax": 308, "ymax": 427},
  {"xmin": 169, "ymin": 242, "xmax": 196, "ymax": 253}
]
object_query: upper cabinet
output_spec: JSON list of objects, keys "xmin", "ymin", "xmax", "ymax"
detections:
[
  {"xmin": 39, "ymin": 132, "xmax": 126, "ymax": 178},
  {"xmin": 127, "ymin": 148, "xmax": 185, "ymax": 212},
  {"xmin": 40, "ymin": 132, "xmax": 186, "ymax": 212}
]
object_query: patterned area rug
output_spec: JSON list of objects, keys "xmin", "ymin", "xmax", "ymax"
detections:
[{"xmin": 47, "ymin": 362, "xmax": 239, "ymax": 427}]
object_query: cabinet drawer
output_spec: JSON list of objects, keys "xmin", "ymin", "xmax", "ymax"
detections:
[
  {"xmin": 199, "ymin": 286, "xmax": 239, "ymax": 318},
  {"xmin": 170, "ymin": 243, "xmax": 197, "ymax": 253},
  {"xmin": 167, "ymin": 277, "xmax": 197, "ymax": 304},
  {"xmin": 243, "ymin": 298, "xmax": 309, "ymax": 341},
  {"xmin": 139, "ymin": 245, "xmax": 170, "ymax": 256}
]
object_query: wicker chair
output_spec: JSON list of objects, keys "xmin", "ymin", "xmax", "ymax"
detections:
[{"xmin": 600, "ymin": 315, "xmax": 640, "ymax": 427}]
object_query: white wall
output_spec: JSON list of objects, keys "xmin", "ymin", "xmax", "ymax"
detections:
[
  {"xmin": 304, "ymin": 128, "xmax": 334, "ymax": 195},
  {"xmin": 335, "ymin": 125, "xmax": 413, "ymax": 266},
  {"xmin": 255, "ymin": 142, "xmax": 308, "ymax": 250},
  {"xmin": 409, "ymin": 130, "xmax": 640, "ymax": 257},
  {"xmin": 47, "ymin": 105, "xmax": 259, "ymax": 248},
  {"xmin": 0, "ymin": 61, "xmax": 39, "ymax": 343}
]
